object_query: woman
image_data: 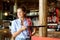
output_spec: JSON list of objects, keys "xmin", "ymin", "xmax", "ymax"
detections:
[{"xmin": 10, "ymin": 6, "xmax": 36, "ymax": 40}]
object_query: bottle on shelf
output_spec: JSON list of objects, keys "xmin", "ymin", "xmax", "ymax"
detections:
[
  {"xmin": 57, "ymin": 20, "xmax": 60, "ymax": 31},
  {"xmin": 52, "ymin": 16, "xmax": 57, "ymax": 23}
]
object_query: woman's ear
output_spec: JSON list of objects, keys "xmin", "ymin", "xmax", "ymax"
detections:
[
  {"xmin": 23, "ymin": 11, "xmax": 26, "ymax": 16},
  {"xmin": 24, "ymin": 12, "xmax": 26, "ymax": 15}
]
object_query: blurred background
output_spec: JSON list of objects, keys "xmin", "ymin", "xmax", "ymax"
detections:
[{"xmin": 0, "ymin": 0, "xmax": 60, "ymax": 40}]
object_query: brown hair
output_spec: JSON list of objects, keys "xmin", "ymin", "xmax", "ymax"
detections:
[
  {"xmin": 17, "ymin": 5, "xmax": 27, "ymax": 17},
  {"xmin": 17, "ymin": 5, "xmax": 27, "ymax": 13}
]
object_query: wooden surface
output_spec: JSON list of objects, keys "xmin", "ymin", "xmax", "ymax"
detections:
[
  {"xmin": 47, "ymin": 31, "xmax": 60, "ymax": 38},
  {"xmin": 0, "ymin": 29, "xmax": 11, "ymax": 40}
]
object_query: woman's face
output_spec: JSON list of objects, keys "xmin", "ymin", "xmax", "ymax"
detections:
[{"xmin": 17, "ymin": 8, "xmax": 25, "ymax": 18}]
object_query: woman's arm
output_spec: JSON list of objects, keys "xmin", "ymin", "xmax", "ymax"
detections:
[
  {"xmin": 12, "ymin": 26, "xmax": 27, "ymax": 38},
  {"xmin": 12, "ymin": 28, "xmax": 23, "ymax": 38},
  {"xmin": 31, "ymin": 27, "xmax": 36, "ymax": 36},
  {"xmin": 26, "ymin": 18, "xmax": 36, "ymax": 36}
]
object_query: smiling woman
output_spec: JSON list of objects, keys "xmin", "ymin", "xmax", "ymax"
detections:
[
  {"xmin": 1, "ymin": 0, "xmax": 60, "ymax": 40},
  {"xmin": 10, "ymin": 5, "xmax": 36, "ymax": 40}
]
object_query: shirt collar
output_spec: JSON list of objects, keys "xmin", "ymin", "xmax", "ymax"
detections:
[{"xmin": 17, "ymin": 18, "xmax": 26, "ymax": 23}]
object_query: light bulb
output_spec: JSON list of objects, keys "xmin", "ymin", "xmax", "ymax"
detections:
[{"xmin": 4, "ymin": 12, "xmax": 8, "ymax": 16}]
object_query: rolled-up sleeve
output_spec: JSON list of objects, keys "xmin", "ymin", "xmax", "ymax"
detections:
[{"xmin": 10, "ymin": 21, "xmax": 17, "ymax": 34}]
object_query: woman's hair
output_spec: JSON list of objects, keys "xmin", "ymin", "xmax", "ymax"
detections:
[
  {"xmin": 17, "ymin": 5, "xmax": 27, "ymax": 17},
  {"xmin": 17, "ymin": 5, "xmax": 27, "ymax": 13}
]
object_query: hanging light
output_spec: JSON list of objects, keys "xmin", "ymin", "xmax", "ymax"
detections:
[{"xmin": 4, "ymin": 12, "xmax": 8, "ymax": 16}]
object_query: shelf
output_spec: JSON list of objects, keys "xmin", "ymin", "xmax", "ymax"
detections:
[
  {"xmin": 26, "ymin": 15, "xmax": 39, "ymax": 18},
  {"xmin": 47, "ymin": 29, "xmax": 55, "ymax": 31},
  {"xmin": 47, "ymin": 23, "xmax": 57, "ymax": 26}
]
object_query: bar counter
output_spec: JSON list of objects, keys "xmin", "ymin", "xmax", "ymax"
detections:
[{"xmin": 0, "ymin": 29, "xmax": 11, "ymax": 40}]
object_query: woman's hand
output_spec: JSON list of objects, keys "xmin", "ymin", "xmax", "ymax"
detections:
[{"xmin": 21, "ymin": 26, "xmax": 27, "ymax": 31}]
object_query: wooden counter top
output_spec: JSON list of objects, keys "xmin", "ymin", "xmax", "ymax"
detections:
[
  {"xmin": 47, "ymin": 31, "xmax": 60, "ymax": 38},
  {"xmin": 0, "ymin": 29, "xmax": 10, "ymax": 34},
  {"xmin": 0, "ymin": 29, "xmax": 11, "ymax": 40},
  {"xmin": 48, "ymin": 31, "xmax": 60, "ymax": 34},
  {"xmin": 0, "ymin": 29, "xmax": 11, "ymax": 37}
]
